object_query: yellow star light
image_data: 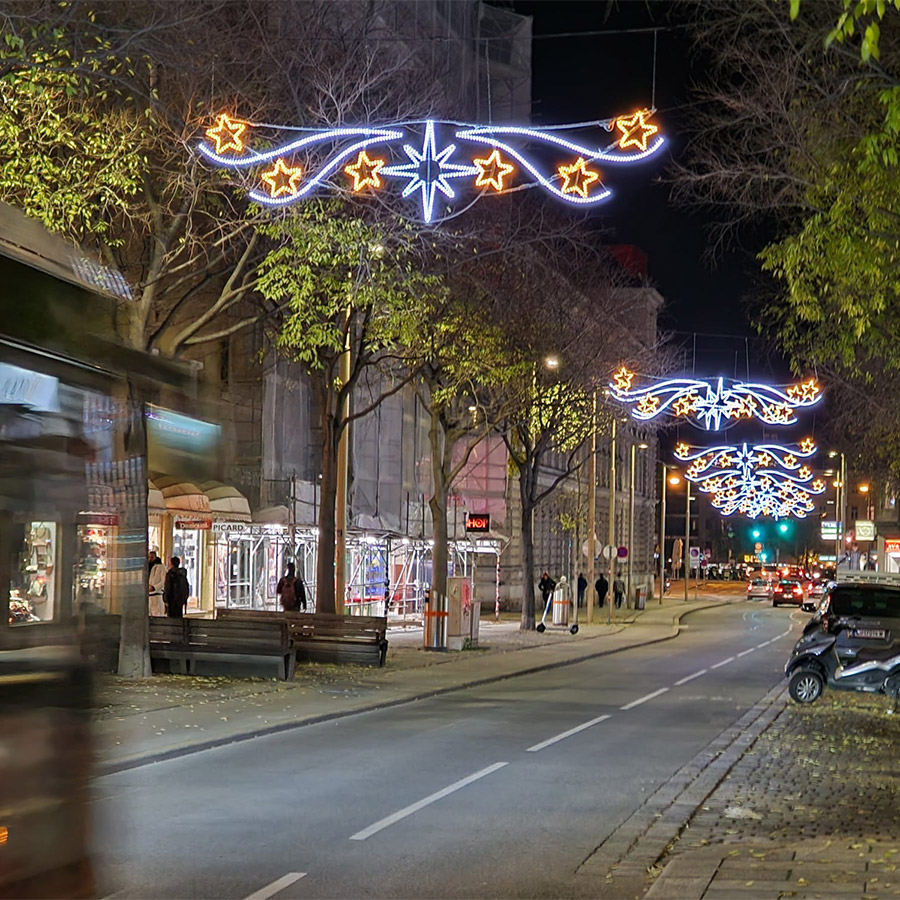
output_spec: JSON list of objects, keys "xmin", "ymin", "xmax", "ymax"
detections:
[
  {"xmin": 637, "ymin": 396, "xmax": 660, "ymax": 415},
  {"xmin": 473, "ymin": 149, "xmax": 515, "ymax": 192},
  {"xmin": 613, "ymin": 366, "xmax": 634, "ymax": 391},
  {"xmin": 675, "ymin": 442, "xmax": 690, "ymax": 459},
  {"xmin": 344, "ymin": 151, "xmax": 385, "ymax": 191},
  {"xmin": 206, "ymin": 113, "xmax": 248, "ymax": 155},
  {"xmin": 757, "ymin": 453, "xmax": 772, "ymax": 466},
  {"xmin": 673, "ymin": 394, "xmax": 698, "ymax": 417},
  {"xmin": 261, "ymin": 158, "xmax": 303, "ymax": 198},
  {"xmin": 799, "ymin": 437, "xmax": 816, "ymax": 454},
  {"xmin": 558, "ymin": 157, "xmax": 601, "ymax": 198},
  {"xmin": 783, "ymin": 454, "xmax": 798, "ymax": 467},
  {"xmin": 615, "ymin": 110, "xmax": 659, "ymax": 152},
  {"xmin": 812, "ymin": 479, "xmax": 825, "ymax": 492},
  {"xmin": 798, "ymin": 466, "xmax": 812, "ymax": 480},
  {"xmin": 718, "ymin": 454, "xmax": 733, "ymax": 468}
]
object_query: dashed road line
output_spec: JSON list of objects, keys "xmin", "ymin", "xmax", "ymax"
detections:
[
  {"xmin": 737, "ymin": 648, "xmax": 755, "ymax": 658},
  {"xmin": 349, "ymin": 762, "xmax": 508, "ymax": 840},
  {"xmin": 243, "ymin": 873, "xmax": 307, "ymax": 900},
  {"xmin": 526, "ymin": 714, "xmax": 611, "ymax": 752},
  {"xmin": 674, "ymin": 669, "xmax": 707, "ymax": 686},
  {"xmin": 621, "ymin": 687, "xmax": 669, "ymax": 710},
  {"xmin": 711, "ymin": 656, "xmax": 735, "ymax": 669}
]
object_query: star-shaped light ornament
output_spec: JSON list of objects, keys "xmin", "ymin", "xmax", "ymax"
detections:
[
  {"xmin": 206, "ymin": 113, "xmax": 248, "ymax": 155},
  {"xmin": 381, "ymin": 120, "xmax": 478, "ymax": 222},
  {"xmin": 558, "ymin": 157, "xmax": 601, "ymax": 198},
  {"xmin": 615, "ymin": 110, "xmax": 659, "ymax": 152},
  {"xmin": 799, "ymin": 437, "xmax": 816, "ymax": 454},
  {"xmin": 637, "ymin": 395, "xmax": 661, "ymax": 415},
  {"xmin": 473, "ymin": 149, "xmax": 515, "ymax": 192},
  {"xmin": 613, "ymin": 366, "xmax": 635, "ymax": 391},
  {"xmin": 261, "ymin": 158, "xmax": 303, "ymax": 198},
  {"xmin": 344, "ymin": 151, "xmax": 385, "ymax": 191},
  {"xmin": 787, "ymin": 379, "xmax": 820, "ymax": 403}
]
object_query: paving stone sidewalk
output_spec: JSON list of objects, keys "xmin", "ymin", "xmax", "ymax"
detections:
[{"xmin": 646, "ymin": 691, "xmax": 900, "ymax": 900}]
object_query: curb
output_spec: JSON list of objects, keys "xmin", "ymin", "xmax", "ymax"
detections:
[{"xmin": 97, "ymin": 600, "xmax": 729, "ymax": 776}]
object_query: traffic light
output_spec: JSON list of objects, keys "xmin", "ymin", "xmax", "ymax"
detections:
[
  {"xmin": 750, "ymin": 527, "xmax": 762, "ymax": 540},
  {"xmin": 778, "ymin": 522, "xmax": 789, "ymax": 534}
]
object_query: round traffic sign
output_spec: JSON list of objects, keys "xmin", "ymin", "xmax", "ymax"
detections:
[
  {"xmin": 600, "ymin": 544, "xmax": 616, "ymax": 560},
  {"xmin": 617, "ymin": 545, "xmax": 628, "ymax": 559}
]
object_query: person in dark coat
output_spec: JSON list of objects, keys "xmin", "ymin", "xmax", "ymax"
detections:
[
  {"xmin": 277, "ymin": 562, "xmax": 300, "ymax": 611},
  {"xmin": 163, "ymin": 556, "xmax": 190, "ymax": 618},
  {"xmin": 612, "ymin": 574, "xmax": 626, "ymax": 609},
  {"xmin": 595, "ymin": 573, "xmax": 609, "ymax": 607},
  {"xmin": 538, "ymin": 571, "xmax": 556, "ymax": 613},
  {"xmin": 577, "ymin": 573, "xmax": 588, "ymax": 607}
]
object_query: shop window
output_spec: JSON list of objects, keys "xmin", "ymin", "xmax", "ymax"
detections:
[
  {"xmin": 76, "ymin": 525, "xmax": 110, "ymax": 612},
  {"xmin": 9, "ymin": 522, "xmax": 57, "ymax": 625},
  {"xmin": 172, "ymin": 528, "xmax": 202, "ymax": 612}
]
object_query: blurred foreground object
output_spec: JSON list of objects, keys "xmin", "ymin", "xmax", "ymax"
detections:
[{"xmin": 0, "ymin": 647, "xmax": 93, "ymax": 899}]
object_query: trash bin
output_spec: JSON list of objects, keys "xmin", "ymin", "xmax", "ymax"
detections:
[
  {"xmin": 552, "ymin": 584, "xmax": 569, "ymax": 625},
  {"xmin": 634, "ymin": 585, "xmax": 647, "ymax": 610}
]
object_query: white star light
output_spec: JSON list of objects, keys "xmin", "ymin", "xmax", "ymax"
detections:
[{"xmin": 382, "ymin": 120, "xmax": 478, "ymax": 222}]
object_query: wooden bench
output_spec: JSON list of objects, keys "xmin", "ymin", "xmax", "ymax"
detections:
[
  {"xmin": 217, "ymin": 609, "xmax": 388, "ymax": 667},
  {"xmin": 148, "ymin": 617, "xmax": 295, "ymax": 680}
]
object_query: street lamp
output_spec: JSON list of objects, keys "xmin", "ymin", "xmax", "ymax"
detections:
[
  {"xmin": 828, "ymin": 451, "xmax": 847, "ymax": 567},
  {"xmin": 627, "ymin": 441, "xmax": 649, "ymax": 606},
  {"xmin": 658, "ymin": 466, "xmax": 681, "ymax": 603},
  {"xmin": 684, "ymin": 478, "xmax": 692, "ymax": 602}
]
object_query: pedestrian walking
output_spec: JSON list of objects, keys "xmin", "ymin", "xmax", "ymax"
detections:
[
  {"xmin": 163, "ymin": 556, "xmax": 190, "ymax": 618},
  {"xmin": 612, "ymin": 573, "xmax": 626, "ymax": 609},
  {"xmin": 595, "ymin": 573, "xmax": 608, "ymax": 607},
  {"xmin": 538, "ymin": 570, "xmax": 556, "ymax": 613},
  {"xmin": 148, "ymin": 550, "xmax": 165, "ymax": 617},
  {"xmin": 277, "ymin": 562, "xmax": 302, "ymax": 612},
  {"xmin": 577, "ymin": 573, "xmax": 587, "ymax": 608}
]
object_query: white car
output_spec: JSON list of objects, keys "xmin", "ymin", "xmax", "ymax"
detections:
[{"xmin": 747, "ymin": 578, "xmax": 772, "ymax": 600}]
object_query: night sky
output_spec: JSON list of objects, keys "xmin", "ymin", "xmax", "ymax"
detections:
[{"xmin": 512, "ymin": 1, "xmax": 788, "ymax": 382}]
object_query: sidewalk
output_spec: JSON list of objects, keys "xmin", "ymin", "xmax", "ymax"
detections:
[{"xmin": 93, "ymin": 591, "xmax": 729, "ymax": 773}]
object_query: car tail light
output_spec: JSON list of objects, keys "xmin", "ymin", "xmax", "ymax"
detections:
[
  {"xmin": 747, "ymin": 583, "xmax": 752, "ymax": 590},
  {"xmin": 774, "ymin": 585, "xmax": 783, "ymax": 593}
]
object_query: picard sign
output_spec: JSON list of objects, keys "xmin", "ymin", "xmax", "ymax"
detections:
[{"xmin": 465, "ymin": 513, "xmax": 491, "ymax": 533}]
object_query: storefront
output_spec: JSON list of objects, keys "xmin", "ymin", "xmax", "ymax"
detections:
[{"xmin": 879, "ymin": 537, "xmax": 900, "ymax": 574}]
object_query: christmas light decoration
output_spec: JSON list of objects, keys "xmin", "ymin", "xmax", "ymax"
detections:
[
  {"xmin": 473, "ymin": 149, "xmax": 515, "ymax": 192},
  {"xmin": 674, "ymin": 440, "xmax": 825, "ymax": 519},
  {"xmin": 197, "ymin": 110, "xmax": 665, "ymax": 220},
  {"xmin": 609, "ymin": 371, "xmax": 822, "ymax": 430},
  {"xmin": 261, "ymin": 158, "xmax": 303, "ymax": 198},
  {"xmin": 344, "ymin": 150, "xmax": 385, "ymax": 191}
]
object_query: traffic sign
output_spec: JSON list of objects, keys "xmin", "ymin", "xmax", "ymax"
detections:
[
  {"xmin": 600, "ymin": 544, "xmax": 616, "ymax": 560},
  {"xmin": 617, "ymin": 545, "xmax": 628, "ymax": 559}
]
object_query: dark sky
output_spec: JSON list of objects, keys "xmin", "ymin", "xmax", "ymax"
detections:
[{"xmin": 511, "ymin": 0, "xmax": 787, "ymax": 381}]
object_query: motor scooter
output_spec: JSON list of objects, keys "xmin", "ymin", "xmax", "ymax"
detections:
[{"xmin": 784, "ymin": 617, "xmax": 900, "ymax": 708}]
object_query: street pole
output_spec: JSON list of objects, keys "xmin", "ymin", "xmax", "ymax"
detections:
[
  {"xmin": 607, "ymin": 417, "xmax": 616, "ymax": 626},
  {"xmin": 659, "ymin": 466, "xmax": 667, "ymax": 604},
  {"xmin": 335, "ymin": 312, "xmax": 351, "ymax": 616},
  {"xmin": 684, "ymin": 479, "xmax": 691, "ymax": 603},
  {"xmin": 586, "ymin": 391, "xmax": 597, "ymax": 625},
  {"xmin": 840, "ymin": 453, "xmax": 848, "ymax": 570},
  {"xmin": 627, "ymin": 443, "xmax": 636, "ymax": 608}
]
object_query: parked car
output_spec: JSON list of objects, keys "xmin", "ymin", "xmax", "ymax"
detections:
[
  {"xmin": 773, "ymin": 579, "xmax": 804, "ymax": 607},
  {"xmin": 747, "ymin": 578, "xmax": 773, "ymax": 600},
  {"xmin": 784, "ymin": 581, "xmax": 900, "ymax": 705}
]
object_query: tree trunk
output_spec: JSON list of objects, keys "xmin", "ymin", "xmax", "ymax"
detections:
[
  {"xmin": 427, "ymin": 406, "xmax": 450, "ymax": 601},
  {"xmin": 519, "ymin": 465, "xmax": 537, "ymax": 631},
  {"xmin": 316, "ymin": 405, "xmax": 339, "ymax": 615}
]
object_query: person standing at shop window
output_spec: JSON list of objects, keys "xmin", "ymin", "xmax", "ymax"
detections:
[
  {"xmin": 164, "ymin": 556, "xmax": 190, "ymax": 618},
  {"xmin": 148, "ymin": 550, "xmax": 166, "ymax": 617}
]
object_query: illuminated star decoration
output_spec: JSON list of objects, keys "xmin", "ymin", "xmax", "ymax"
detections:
[
  {"xmin": 205, "ymin": 113, "xmax": 247, "ymax": 155},
  {"xmin": 608, "ymin": 371, "xmax": 823, "ymax": 430},
  {"xmin": 674, "ymin": 440, "xmax": 825, "ymax": 519},
  {"xmin": 198, "ymin": 110, "xmax": 665, "ymax": 220},
  {"xmin": 473, "ymin": 149, "xmax": 515, "ymax": 192},
  {"xmin": 344, "ymin": 150, "xmax": 385, "ymax": 191},
  {"xmin": 558, "ymin": 157, "xmax": 601, "ymax": 198},
  {"xmin": 381, "ymin": 120, "xmax": 478, "ymax": 223},
  {"xmin": 261, "ymin": 158, "xmax": 303, "ymax": 198},
  {"xmin": 615, "ymin": 110, "xmax": 659, "ymax": 152}
]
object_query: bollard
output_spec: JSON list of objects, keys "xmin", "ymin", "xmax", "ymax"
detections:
[
  {"xmin": 423, "ymin": 590, "xmax": 448, "ymax": 650},
  {"xmin": 551, "ymin": 584, "xmax": 569, "ymax": 625}
]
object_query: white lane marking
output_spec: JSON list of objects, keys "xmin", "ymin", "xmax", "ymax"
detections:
[
  {"xmin": 674, "ymin": 669, "xmax": 707, "ymax": 686},
  {"xmin": 243, "ymin": 873, "xmax": 307, "ymax": 900},
  {"xmin": 737, "ymin": 648, "xmax": 755, "ymax": 658},
  {"xmin": 350, "ymin": 762, "xmax": 508, "ymax": 841},
  {"xmin": 621, "ymin": 687, "xmax": 669, "ymax": 710},
  {"xmin": 711, "ymin": 656, "xmax": 735, "ymax": 670},
  {"xmin": 755, "ymin": 639, "xmax": 773, "ymax": 648},
  {"xmin": 526, "ymin": 714, "xmax": 611, "ymax": 752}
]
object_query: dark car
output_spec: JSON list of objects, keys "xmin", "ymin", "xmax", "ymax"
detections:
[
  {"xmin": 773, "ymin": 579, "xmax": 804, "ymax": 607},
  {"xmin": 818, "ymin": 582, "xmax": 900, "ymax": 665}
]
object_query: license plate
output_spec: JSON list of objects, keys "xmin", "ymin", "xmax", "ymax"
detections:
[{"xmin": 853, "ymin": 628, "xmax": 887, "ymax": 640}]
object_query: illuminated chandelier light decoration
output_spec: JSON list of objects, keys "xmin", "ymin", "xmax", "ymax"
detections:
[
  {"xmin": 609, "ymin": 368, "xmax": 822, "ymax": 431},
  {"xmin": 198, "ymin": 110, "xmax": 665, "ymax": 223},
  {"xmin": 674, "ymin": 439, "xmax": 826, "ymax": 520}
]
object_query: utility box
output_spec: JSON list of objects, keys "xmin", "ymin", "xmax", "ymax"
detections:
[{"xmin": 447, "ymin": 576, "xmax": 478, "ymax": 651}]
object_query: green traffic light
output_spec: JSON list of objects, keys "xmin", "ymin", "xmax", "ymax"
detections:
[
  {"xmin": 778, "ymin": 522, "xmax": 790, "ymax": 534},
  {"xmin": 751, "ymin": 528, "xmax": 761, "ymax": 539}
]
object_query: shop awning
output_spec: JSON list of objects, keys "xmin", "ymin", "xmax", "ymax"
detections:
[
  {"xmin": 152, "ymin": 475, "xmax": 211, "ymax": 513},
  {"xmin": 200, "ymin": 481, "xmax": 251, "ymax": 522},
  {"xmin": 254, "ymin": 505, "xmax": 290, "ymax": 526}
]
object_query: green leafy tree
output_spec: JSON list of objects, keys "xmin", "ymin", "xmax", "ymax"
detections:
[{"xmin": 256, "ymin": 200, "xmax": 442, "ymax": 614}]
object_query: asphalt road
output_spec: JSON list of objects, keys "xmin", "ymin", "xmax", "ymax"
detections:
[{"xmin": 93, "ymin": 601, "xmax": 805, "ymax": 900}]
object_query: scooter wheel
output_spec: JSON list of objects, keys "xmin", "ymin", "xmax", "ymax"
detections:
[
  {"xmin": 536, "ymin": 622, "xmax": 546, "ymax": 633},
  {"xmin": 789, "ymin": 669, "xmax": 824, "ymax": 704},
  {"xmin": 569, "ymin": 624, "xmax": 579, "ymax": 635}
]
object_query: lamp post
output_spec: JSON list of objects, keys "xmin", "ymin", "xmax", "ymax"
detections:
[
  {"xmin": 828, "ymin": 451, "xmax": 846, "ymax": 568},
  {"xmin": 684, "ymin": 478, "xmax": 692, "ymax": 603},
  {"xmin": 627, "ymin": 441, "xmax": 649, "ymax": 606},
  {"xmin": 607, "ymin": 417, "xmax": 616, "ymax": 626},
  {"xmin": 586, "ymin": 390, "xmax": 597, "ymax": 625},
  {"xmin": 659, "ymin": 467, "xmax": 681, "ymax": 603}
]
